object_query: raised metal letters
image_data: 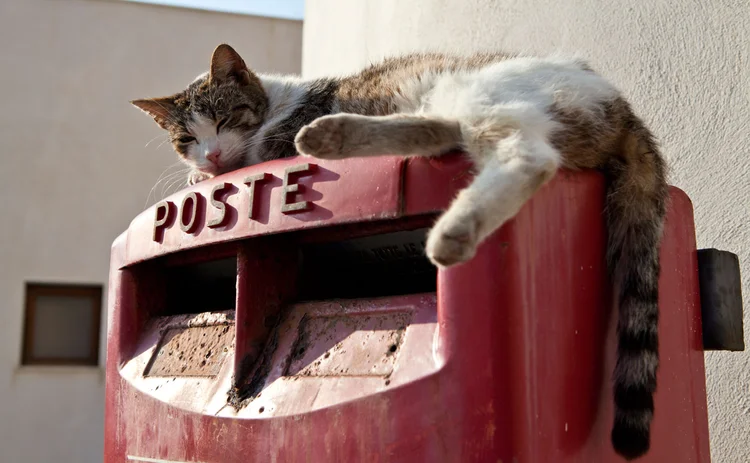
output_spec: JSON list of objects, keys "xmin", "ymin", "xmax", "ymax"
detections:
[
  {"xmin": 281, "ymin": 163, "xmax": 316, "ymax": 214},
  {"xmin": 153, "ymin": 163, "xmax": 326, "ymax": 241},
  {"xmin": 244, "ymin": 173, "xmax": 270, "ymax": 220},
  {"xmin": 153, "ymin": 201, "xmax": 173, "ymax": 242},
  {"xmin": 179, "ymin": 192, "xmax": 201, "ymax": 233},
  {"xmin": 207, "ymin": 182, "xmax": 231, "ymax": 228}
]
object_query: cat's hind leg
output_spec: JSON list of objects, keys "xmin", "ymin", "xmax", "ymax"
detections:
[
  {"xmin": 295, "ymin": 113, "xmax": 463, "ymax": 159},
  {"xmin": 426, "ymin": 131, "xmax": 561, "ymax": 267}
]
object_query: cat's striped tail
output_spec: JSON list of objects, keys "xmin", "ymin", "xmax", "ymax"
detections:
[{"xmin": 605, "ymin": 115, "xmax": 668, "ymax": 460}]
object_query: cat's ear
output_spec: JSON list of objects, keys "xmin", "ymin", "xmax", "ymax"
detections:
[
  {"xmin": 209, "ymin": 44, "xmax": 253, "ymax": 85},
  {"xmin": 131, "ymin": 97, "xmax": 177, "ymax": 130}
]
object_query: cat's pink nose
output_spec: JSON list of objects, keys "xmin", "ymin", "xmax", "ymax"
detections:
[{"xmin": 206, "ymin": 149, "xmax": 222, "ymax": 166}]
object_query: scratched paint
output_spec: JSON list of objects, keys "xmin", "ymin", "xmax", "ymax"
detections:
[
  {"xmin": 287, "ymin": 312, "xmax": 410, "ymax": 377},
  {"xmin": 145, "ymin": 324, "xmax": 234, "ymax": 377}
]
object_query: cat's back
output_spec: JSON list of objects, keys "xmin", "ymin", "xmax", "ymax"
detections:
[
  {"xmin": 332, "ymin": 52, "xmax": 617, "ymax": 117},
  {"xmin": 334, "ymin": 51, "xmax": 514, "ymax": 115},
  {"xmin": 441, "ymin": 55, "xmax": 620, "ymax": 111},
  {"xmin": 354, "ymin": 51, "xmax": 514, "ymax": 82}
]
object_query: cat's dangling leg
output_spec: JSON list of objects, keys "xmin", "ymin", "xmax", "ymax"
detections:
[
  {"xmin": 295, "ymin": 113, "xmax": 463, "ymax": 159},
  {"xmin": 426, "ymin": 131, "xmax": 561, "ymax": 267}
]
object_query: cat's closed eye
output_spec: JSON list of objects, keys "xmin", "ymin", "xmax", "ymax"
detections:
[{"xmin": 177, "ymin": 135, "xmax": 196, "ymax": 144}]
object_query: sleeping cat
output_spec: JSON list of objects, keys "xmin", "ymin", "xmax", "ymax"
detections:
[{"xmin": 132, "ymin": 44, "xmax": 666, "ymax": 460}]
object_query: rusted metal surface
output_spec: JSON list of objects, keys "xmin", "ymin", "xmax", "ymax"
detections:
[
  {"xmin": 287, "ymin": 312, "xmax": 410, "ymax": 377},
  {"xmin": 145, "ymin": 324, "xmax": 234, "ymax": 377}
]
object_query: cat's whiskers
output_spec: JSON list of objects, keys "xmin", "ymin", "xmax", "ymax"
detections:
[
  {"xmin": 144, "ymin": 133, "xmax": 169, "ymax": 149},
  {"xmin": 153, "ymin": 170, "xmax": 188, "ymax": 204},
  {"xmin": 161, "ymin": 170, "xmax": 191, "ymax": 199},
  {"xmin": 145, "ymin": 161, "xmax": 181, "ymax": 202},
  {"xmin": 156, "ymin": 136, "xmax": 176, "ymax": 150},
  {"xmin": 144, "ymin": 163, "xmax": 188, "ymax": 208}
]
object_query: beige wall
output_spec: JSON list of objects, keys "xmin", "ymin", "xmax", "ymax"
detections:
[
  {"xmin": 0, "ymin": 1, "xmax": 301, "ymax": 461},
  {"xmin": 303, "ymin": 1, "xmax": 749, "ymax": 461}
]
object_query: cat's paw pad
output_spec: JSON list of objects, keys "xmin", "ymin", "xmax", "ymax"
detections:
[
  {"xmin": 426, "ymin": 214, "xmax": 480, "ymax": 268},
  {"xmin": 187, "ymin": 170, "xmax": 212, "ymax": 186},
  {"xmin": 295, "ymin": 116, "xmax": 348, "ymax": 159}
]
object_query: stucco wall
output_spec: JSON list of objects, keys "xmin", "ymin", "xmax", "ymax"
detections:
[
  {"xmin": 303, "ymin": 1, "xmax": 749, "ymax": 461},
  {"xmin": 0, "ymin": 1, "xmax": 301, "ymax": 461}
]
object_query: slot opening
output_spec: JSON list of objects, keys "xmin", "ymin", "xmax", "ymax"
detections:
[
  {"xmin": 296, "ymin": 227, "xmax": 437, "ymax": 301},
  {"xmin": 131, "ymin": 217, "xmax": 438, "ymax": 322},
  {"xmin": 162, "ymin": 256, "xmax": 237, "ymax": 316}
]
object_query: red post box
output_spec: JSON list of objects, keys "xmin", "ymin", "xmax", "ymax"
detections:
[{"xmin": 105, "ymin": 153, "xmax": 711, "ymax": 462}]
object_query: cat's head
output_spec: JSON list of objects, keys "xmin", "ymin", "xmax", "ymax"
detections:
[{"xmin": 132, "ymin": 44, "xmax": 268, "ymax": 177}]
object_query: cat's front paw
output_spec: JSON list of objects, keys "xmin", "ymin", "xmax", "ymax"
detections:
[
  {"xmin": 425, "ymin": 212, "xmax": 480, "ymax": 268},
  {"xmin": 295, "ymin": 115, "xmax": 348, "ymax": 160},
  {"xmin": 187, "ymin": 170, "xmax": 212, "ymax": 186}
]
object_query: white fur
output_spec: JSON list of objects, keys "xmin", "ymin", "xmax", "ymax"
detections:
[
  {"xmin": 421, "ymin": 57, "xmax": 619, "ymax": 133},
  {"xmin": 245, "ymin": 75, "xmax": 308, "ymax": 164},
  {"xmin": 185, "ymin": 112, "xmax": 244, "ymax": 175},
  {"xmin": 296, "ymin": 55, "xmax": 622, "ymax": 267},
  {"xmin": 421, "ymin": 58, "xmax": 619, "ymax": 265}
]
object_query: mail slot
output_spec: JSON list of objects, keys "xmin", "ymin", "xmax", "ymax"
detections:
[{"xmin": 105, "ymin": 153, "xmax": 711, "ymax": 462}]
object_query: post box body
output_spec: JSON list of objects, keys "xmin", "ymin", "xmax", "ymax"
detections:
[{"xmin": 105, "ymin": 154, "xmax": 710, "ymax": 462}]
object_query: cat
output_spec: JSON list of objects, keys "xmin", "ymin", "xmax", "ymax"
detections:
[{"xmin": 132, "ymin": 44, "xmax": 666, "ymax": 460}]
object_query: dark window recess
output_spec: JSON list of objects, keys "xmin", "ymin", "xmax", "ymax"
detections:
[
  {"xmin": 297, "ymin": 228, "xmax": 437, "ymax": 300},
  {"xmin": 164, "ymin": 257, "xmax": 237, "ymax": 315},
  {"xmin": 22, "ymin": 283, "xmax": 102, "ymax": 366}
]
